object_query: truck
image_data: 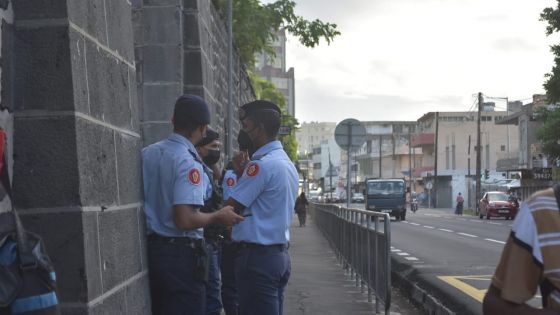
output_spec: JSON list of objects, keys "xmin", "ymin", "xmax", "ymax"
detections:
[{"xmin": 364, "ymin": 178, "xmax": 408, "ymax": 221}]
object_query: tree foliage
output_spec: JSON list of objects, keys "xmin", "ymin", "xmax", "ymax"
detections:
[
  {"xmin": 213, "ymin": 0, "xmax": 340, "ymax": 66},
  {"xmin": 538, "ymin": 4, "xmax": 560, "ymax": 161},
  {"xmin": 535, "ymin": 106, "xmax": 560, "ymax": 161},
  {"xmin": 212, "ymin": 0, "xmax": 340, "ymax": 161},
  {"xmin": 540, "ymin": 3, "xmax": 560, "ymax": 103}
]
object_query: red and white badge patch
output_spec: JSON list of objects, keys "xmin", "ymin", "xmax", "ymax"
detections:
[
  {"xmin": 246, "ymin": 162, "xmax": 260, "ymax": 177},
  {"xmin": 226, "ymin": 177, "xmax": 236, "ymax": 187},
  {"xmin": 188, "ymin": 168, "xmax": 201, "ymax": 185}
]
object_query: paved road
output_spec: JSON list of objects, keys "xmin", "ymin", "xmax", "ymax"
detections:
[{"xmin": 390, "ymin": 207, "xmax": 541, "ymax": 315}]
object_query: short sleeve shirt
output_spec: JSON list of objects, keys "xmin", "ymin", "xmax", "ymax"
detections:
[
  {"xmin": 142, "ymin": 133, "xmax": 205, "ymax": 239},
  {"xmin": 492, "ymin": 188, "xmax": 560, "ymax": 309},
  {"xmin": 229, "ymin": 140, "xmax": 299, "ymax": 245},
  {"xmin": 222, "ymin": 170, "xmax": 237, "ymax": 201}
]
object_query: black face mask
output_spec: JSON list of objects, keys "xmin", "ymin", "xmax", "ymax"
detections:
[
  {"xmin": 237, "ymin": 130, "xmax": 254, "ymax": 154},
  {"xmin": 203, "ymin": 149, "xmax": 221, "ymax": 166}
]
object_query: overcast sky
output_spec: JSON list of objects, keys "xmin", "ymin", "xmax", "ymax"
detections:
[{"xmin": 281, "ymin": 0, "xmax": 558, "ymax": 123}]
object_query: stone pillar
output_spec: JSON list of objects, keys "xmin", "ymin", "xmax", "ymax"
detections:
[
  {"xmin": 12, "ymin": 1, "xmax": 149, "ymax": 314},
  {"xmin": 135, "ymin": 0, "xmax": 254, "ymax": 147}
]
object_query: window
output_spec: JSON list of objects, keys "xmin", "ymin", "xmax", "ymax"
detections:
[
  {"xmin": 313, "ymin": 163, "xmax": 321, "ymax": 170},
  {"xmin": 501, "ymin": 145, "xmax": 506, "ymax": 151}
]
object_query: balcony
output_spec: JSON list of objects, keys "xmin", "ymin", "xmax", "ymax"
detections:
[{"xmin": 411, "ymin": 133, "xmax": 435, "ymax": 148}]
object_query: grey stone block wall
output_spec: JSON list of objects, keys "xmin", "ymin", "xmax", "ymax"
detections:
[
  {"xmin": 135, "ymin": 0, "xmax": 254, "ymax": 148},
  {"xmin": 12, "ymin": 1, "xmax": 149, "ymax": 314}
]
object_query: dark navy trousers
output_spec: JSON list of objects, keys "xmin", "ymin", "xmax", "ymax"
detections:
[
  {"xmin": 205, "ymin": 241, "xmax": 222, "ymax": 315},
  {"xmin": 220, "ymin": 241, "xmax": 239, "ymax": 315},
  {"xmin": 148, "ymin": 241, "xmax": 206, "ymax": 315},
  {"xmin": 235, "ymin": 245, "xmax": 291, "ymax": 315}
]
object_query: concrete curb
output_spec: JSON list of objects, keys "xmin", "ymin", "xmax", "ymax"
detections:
[{"xmin": 391, "ymin": 257, "xmax": 456, "ymax": 315}]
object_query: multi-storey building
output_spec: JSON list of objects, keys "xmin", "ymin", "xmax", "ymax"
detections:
[
  {"xmin": 413, "ymin": 108, "xmax": 520, "ymax": 208},
  {"xmin": 496, "ymin": 94, "xmax": 557, "ymax": 199},
  {"xmin": 354, "ymin": 121, "xmax": 421, "ymax": 192},
  {"xmin": 296, "ymin": 121, "xmax": 337, "ymax": 156},
  {"xmin": 255, "ymin": 29, "xmax": 295, "ymax": 116}
]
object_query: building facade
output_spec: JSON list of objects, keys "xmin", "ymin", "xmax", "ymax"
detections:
[
  {"xmin": 413, "ymin": 109, "xmax": 520, "ymax": 208},
  {"xmin": 255, "ymin": 29, "xmax": 295, "ymax": 116},
  {"xmin": 296, "ymin": 121, "xmax": 337, "ymax": 156}
]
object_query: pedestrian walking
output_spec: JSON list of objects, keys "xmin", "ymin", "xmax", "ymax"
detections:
[
  {"xmin": 483, "ymin": 184, "xmax": 560, "ymax": 314},
  {"xmin": 455, "ymin": 192, "xmax": 464, "ymax": 215},
  {"xmin": 196, "ymin": 127, "xmax": 227, "ymax": 315},
  {"xmin": 142, "ymin": 94, "xmax": 243, "ymax": 315},
  {"xmin": 295, "ymin": 192, "xmax": 309, "ymax": 227},
  {"xmin": 224, "ymin": 100, "xmax": 299, "ymax": 315}
]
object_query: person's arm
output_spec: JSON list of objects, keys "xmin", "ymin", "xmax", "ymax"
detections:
[
  {"xmin": 173, "ymin": 204, "xmax": 243, "ymax": 230},
  {"xmin": 483, "ymin": 285, "xmax": 559, "ymax": 315}
]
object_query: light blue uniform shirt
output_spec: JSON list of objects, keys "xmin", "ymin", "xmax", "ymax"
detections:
[
  {"xmin": 221, "ymin": 170, "xmax": 237, "ymax": 201},
  {"xmin": 202, "ymin": 167, "xmax": 213, "ymax": 202},
  {"xmin": 229, "ymin": 140, "xmax": 299, "ymax": 245},
  {"xmin": 142, "ymin": 133, "xmax": 205, "ymax": 239}
]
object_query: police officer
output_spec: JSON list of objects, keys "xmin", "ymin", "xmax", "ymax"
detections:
[
  {"xmin": 142, "ymin": 94, "xmax": 243, "ymax": 315},
  {"xmin": 224, "ymin": 100, "xmax": 299, "ymax": 315},
  {"xmin": 219, "ymin": 131, "xmax": 253, "ymax": 315},
  {"xmin": 196, "ymin": 127, "xmax": 225, "ymax": 315}
]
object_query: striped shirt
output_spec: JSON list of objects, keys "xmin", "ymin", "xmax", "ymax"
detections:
[{"xmin": 492, "ymin": 188, "xmax": 560, "ymax": 308}]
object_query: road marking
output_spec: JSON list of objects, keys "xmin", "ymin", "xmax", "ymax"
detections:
[
  {"xmin": 397, "ymin": 252, "xmax": 409, "ymax": 256},
  {"xmin": 469, "ymin": 220, "xmax": 482, "ymax": 223},
  {"xmin": 485, "ymin": 238, "xmax": 506, "ymax": 244},
  {"xmin": 423, "ymin": 225, "xmax": 435, "ymax": 229},
  {"xmin": 405, "ymin": 257, "xmax": 419, "ymax": 261},
  {"xmin": 487, "ymin": 222, "xmax": 502, "ymax": 225},
  {"xmin": 438, "ymin": 275, "xmax": 489, "ymax": 302},
  {"xmin": 391, "ymin": 249, "xmax": 402, "ymax": 252},
  {"xmin": 458, "ymin": 232, "xmax": 478, "ymax": 238},
  {"xmin": 439, "ymin": 228, "xmax": 454, "ymax": 232},
  {"xmin": 410, "ymin": 222, "xmax": 420, "ymax": 226}
]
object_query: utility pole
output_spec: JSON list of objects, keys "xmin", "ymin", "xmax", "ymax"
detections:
[
  {"xmin": 328, "ymin": 148, "xmax": 333, "ymax": 202},
  {"xmin": 476, "ymin": 92, "xmax": 483, "ymax": 213},
  {"xmin": 467, "ymin": 134, "xmax": 471, "ymax": 209},
  {"xmin": 434, "ymin": 112, "xmax": 439, "ymax": 208},
  {"xmin": 379, "ymin": 135, "xmax": 382, "ymax": 178},
  {"xmin": 408, "ymin": 129, "xmax": 413, "ymax": 198}
]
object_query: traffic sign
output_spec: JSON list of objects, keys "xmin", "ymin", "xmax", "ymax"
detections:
[
  {"xmin": 425, "ymin": 181, "xmax": 433, "ymax": 190},
  {"xmin": 334, "ymin": 118, "xmax": 366, "ymax": 151}
]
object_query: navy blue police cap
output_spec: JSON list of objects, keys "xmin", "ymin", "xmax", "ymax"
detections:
[
  {"xmin": 173, "ymin": 94, "xmax": 211, "ymax": 126},
  {"xmin": 239, "ymin": 100, "xmax": 281, "ymax": 120},
  {"xmin": 197, "ymin": 127, "xmax": 219, "ymax": 147}
]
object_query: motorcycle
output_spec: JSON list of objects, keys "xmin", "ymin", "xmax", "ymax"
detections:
[{"xmin": 411, "ymin": 198, "xmax": 418, "ymax": 213}]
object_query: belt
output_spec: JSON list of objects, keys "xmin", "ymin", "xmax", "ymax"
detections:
[
  {"xmin": 147, "ymin": 234, "xmax": 203, "ymax": 247},
  {"xmin": 233, "ymin": 241, "xmax": 288, "ymax": 251}
]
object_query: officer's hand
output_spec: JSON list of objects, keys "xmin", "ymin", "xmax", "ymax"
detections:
[
  {"xmin": 233, "ymin": 151, "xmax": 249, "ymax": 177},
  {"xmin": 216, "ymin": 206, "xmax": 244, "ymax": 226}
]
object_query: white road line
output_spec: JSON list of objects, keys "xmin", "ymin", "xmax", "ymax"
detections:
[
  {"xmin": 439, "ymin": 228, "xmax": 454, "ymax": 233},
  {"xmin": 423, "ymin": 225, "xmax": 435, "ymax": 229},
  {"xmin": 405, "ymin": 257, "xmax": 419, "ymax": 261},
  {"xmin": 458, "ymin": 232, "xmax": 478, "ymax": 238},
  {"xmin": 485, "ymin": 238, "xmax": 506, "ymax": 244},
  {"xmin": 469, "ymin": 220, "xmax": 482, "ymax": 223},
  {"xmin": 397, "ymin": 252, "xmax": 409, "ymax": 256},
  {"xmin": 410, "ymin": 223, "xmax": 421, "ymax": 226},
  {"xmin": 391, "ymin": 249, "xmax": 401, "ymax": 252},
  {"xmin": 433, "ymin": 215, "xmax": 442, "ymax": 218},
  {"xmin": 487, "ymin": 222, "xmax": 502, "ymax": 225}
]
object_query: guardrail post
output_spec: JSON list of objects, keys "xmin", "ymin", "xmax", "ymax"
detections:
[
  {"xmin": 367, "ymin": 212, "xmax": 372, "ymax": 303},
  {"xmin": 374, "ymin": 216, "xmax": 380, "ymax": 314}
]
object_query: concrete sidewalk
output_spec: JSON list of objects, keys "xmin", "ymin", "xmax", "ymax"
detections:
[{"xmin": 284, "ymin": 216, "xmax": 419, "ymax": 315}]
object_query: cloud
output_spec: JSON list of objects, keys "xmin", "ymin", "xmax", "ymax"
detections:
[{"xmin": 492, "ymin": 37, "xmax": 538, "ymax": 52}]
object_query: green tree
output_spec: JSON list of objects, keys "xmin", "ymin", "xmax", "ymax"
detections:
[
  {"xmin": 535, "ymin": 106, "xmax": 560, "ymax": 160},
  {"xmin": 213, "ymin": 0, "xmax": 340, "ymax": 66},
  {"xmin": 538, "ymin": 4, "xmax": 560, "ymax": 160},
  {"xmin": 213, "ymin": 0, "xmax": 340, "ymax": 161}
]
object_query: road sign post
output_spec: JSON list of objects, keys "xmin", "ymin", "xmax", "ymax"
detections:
[{"xmin": 335, "ymin": 119, "xmax": 367, "ymax": 209}]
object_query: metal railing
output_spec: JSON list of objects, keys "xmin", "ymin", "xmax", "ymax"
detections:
[{"xmin": 310, "ymin": 203, "xmax": 391, "ymax": 314}]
